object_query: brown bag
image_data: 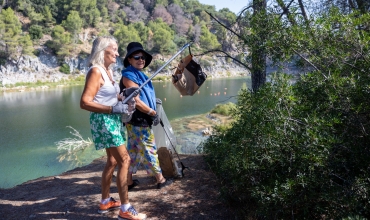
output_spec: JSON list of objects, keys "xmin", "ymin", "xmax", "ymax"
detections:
[
  {"xmin": 172, "ymin": 54, "xmax": 207, "ymax": 96},
  {"xmin": 157, "ymin": 147, "xmax": 179, "ymax": 178}
]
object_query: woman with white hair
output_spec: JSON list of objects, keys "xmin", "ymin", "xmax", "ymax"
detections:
[{"xmin": 80, "ymin": 36, "xmax": 146, "ymax": 220}]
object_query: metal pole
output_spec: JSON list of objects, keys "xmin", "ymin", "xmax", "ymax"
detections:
[{"xmin": 122, "ymin": 42, "xmax": 192, "ymax": 104}]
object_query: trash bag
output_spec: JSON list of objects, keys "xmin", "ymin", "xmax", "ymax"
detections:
[
  {"xmin": 172, "ymin": 54, "xmax": 207, "ymax": 96},
  {"xmin": 152, "ymin": 101, "xmax": 182, "ymax": 178}
]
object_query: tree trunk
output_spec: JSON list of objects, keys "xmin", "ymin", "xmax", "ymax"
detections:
[
  {"xmin": 297, "ymin": 0, "xmax": 309, "ymax": 24},
  {"xmin": 251, "ymin": 0, "xmax": 267, "ymax": 92},
  {"xmin": 355, "ymin": 0, "xmax": 369, "ymax": 13}
]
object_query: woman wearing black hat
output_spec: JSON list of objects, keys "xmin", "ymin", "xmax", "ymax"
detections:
[{"xmin": 120, "ymin": 42, "xmax": 173, "ymax": 191}]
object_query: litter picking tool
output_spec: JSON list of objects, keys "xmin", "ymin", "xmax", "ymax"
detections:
[
  {"xmin": 122, "ymin": 42, "xmax": 193, "ymax": 104},
  {"xmin": 159, "ymin": 119, "xmax": 190, "ymax": 177}
]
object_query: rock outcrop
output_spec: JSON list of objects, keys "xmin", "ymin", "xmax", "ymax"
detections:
[{"xmin": 0, "ymin": 48, "xmax": 249, "ymax": 86}]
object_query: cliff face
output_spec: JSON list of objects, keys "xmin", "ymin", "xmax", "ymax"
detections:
[{"xmin": 0, "ymin": 49, "xmax": 248, "ymax": 86}]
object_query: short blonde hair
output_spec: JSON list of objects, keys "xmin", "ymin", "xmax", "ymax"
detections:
[{"xmin": 88, "ymin": 36, "xmax": 117, "ymax": 67}]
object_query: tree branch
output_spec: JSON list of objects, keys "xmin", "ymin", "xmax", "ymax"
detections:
[
  {"xmin": 205, "ymin": 11, "xmax": 247, "ymax": 41},
  {"xmin": 194, "ymin": 49, "xmax": 251, "ymax": 71},
  {"xmin": 292, "ymin": 49, "xmax": 320, "ymax": 71},
  {"xmin": 343, "ymin": 61, "xmax": 367, "ymax": 73},
  {"xmin": 277, "ymin": 0, "xmax": 296, "ymax": 25},
  {"xmin": 297, "ymin": 0, "xmax": 309, "ymax": 25},
  {"xmin": 236, "ymin": 5, "xmax": 253, "ymax": 21}
]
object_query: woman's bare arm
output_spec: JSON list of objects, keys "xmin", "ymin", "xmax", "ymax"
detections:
[{"xmin": 80, "ymin": 67, "xmax": 112, "ymax": 114}]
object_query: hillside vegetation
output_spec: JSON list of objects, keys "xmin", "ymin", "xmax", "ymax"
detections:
[{"xmin": 0, "ymin": 0, "xmax": 237, "ymax": 68}]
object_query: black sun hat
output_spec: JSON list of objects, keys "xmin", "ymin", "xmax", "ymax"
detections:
[{"xmin": 123, "ymin": 42, "xmax": 152, "ymax": 68}]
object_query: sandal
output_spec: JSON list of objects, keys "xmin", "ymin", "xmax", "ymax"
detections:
[
  {"xmin": 128, "ymin": 179, "xmax": 139, "ymax": 191},
  {"xmin": 157, "ymin": 178, "xmax": 173, "ymax": 189}
]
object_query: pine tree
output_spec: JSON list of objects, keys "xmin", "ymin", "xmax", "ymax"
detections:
[{"xmin": 0, "ymin": 8, "xmax": 23, "ymax": 60}]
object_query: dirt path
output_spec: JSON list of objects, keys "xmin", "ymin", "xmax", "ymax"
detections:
[{"xmin": 0, "ymin": 154, "xmax": 233, "ymax": 220}]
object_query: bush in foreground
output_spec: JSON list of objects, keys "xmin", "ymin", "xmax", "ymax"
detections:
[{"xmin": 202, "ymin": 72, "xmax": 370, "ymax": 219}]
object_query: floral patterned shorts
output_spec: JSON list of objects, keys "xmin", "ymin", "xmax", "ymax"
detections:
[
  {"xmin": 126, "ymin": 123, "xmax": 161, "ymax": 175},
  {"xmin": 89, "ymin": 112, "xmax": 126, "ymax": 150}
]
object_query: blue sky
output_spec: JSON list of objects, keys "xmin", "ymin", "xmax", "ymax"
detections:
[{"xmin": 197, "ymin": 0, "xmax": 248, "ymax": 14}]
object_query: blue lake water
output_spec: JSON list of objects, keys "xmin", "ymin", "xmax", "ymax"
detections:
[{"xmin": 0, "ymin": 77, "xmax": 251, "ymax": 189}]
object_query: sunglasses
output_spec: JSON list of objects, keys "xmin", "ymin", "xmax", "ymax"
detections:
[{"xmin": 132, "ymin": 55, "xmax": 146, "ymax": 61}]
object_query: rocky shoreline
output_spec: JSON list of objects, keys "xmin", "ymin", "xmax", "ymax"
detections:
[{"xmin": 0, "ymin": 48, "xmax": 248, "ymax": 88}]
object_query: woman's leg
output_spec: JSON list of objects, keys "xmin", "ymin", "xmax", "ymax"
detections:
[
  {"xmin": 139, "ymin": 127, "xmax": 165, "ymax": 184},
  {"xmin": 101, "ymin": 149, "xmax": 118, "ymax": 199},
  {"xmin": 126, "ymin": 124, "xmax": 144, "ymax": 185},
  {"xmin": 106, "ymin": 145, "xmax": 130, "ymax": 204}
]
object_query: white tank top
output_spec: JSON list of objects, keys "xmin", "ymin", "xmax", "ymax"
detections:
[{"xmin": 90, "ymin": 65, "xmax": 119, "ymax": 106}]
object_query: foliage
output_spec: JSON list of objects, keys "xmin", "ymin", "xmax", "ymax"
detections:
[
  {"xmin": 43, "ymin": 5, "xmax": 56, "ymax": 27},
  {"xmin": 152, "ymin": 28, "xmax": 177, "ymax": 54},
  {"xmin": 61, "ymin": 10, "xmax": 83, "ymax": 40},
  {"xmin": 0, "ymin": 8, "xmax": 22, "ymax": 59},
  {"xmin": 199, "ymin": 24, "xmax": 221, "ymax": 51},
  {"xmin": 29, "ymin": 24, "xmax": 43, "ymax": 40},
  {"xmin": 210, "ymin": 102, "xmax": 236, "ymax": 116},
  {"xmin": 46, "ymin": 25, "xmax": 73, "ymax": 57},
  {"xmin": 202, "ymin": 9, "xmax": 370, "ymax": 219},
  {"xmin": 147, "ymin": 18, "xmax": 176, "ymax": 54},
  {"xmin": 2, "ymin": 0, "xmax": 239, "ymax": 62},
  {"xmin": 28, "ymin": 7, "xmax": 45, "ymax": 25},
  {"xmin": 113, "ymin": 23, "xmax": 141, "ymax": 55},
  {"xmin": 59, "ymin": 63, "xmax": 70, "ymax": 74},
  {"xmin": 132, "ymin": 21, "xmax": 149, "ymax": 43},
  {"xmin": 203, "ymin": 72, "xmax": 370, "ymax": 219},
  {"xmin": 148, "ymin": 59, "xmax": 166, "ymax": 72},
  {"xmin": 18, "ymin": 34, "xmax": 34, "ymax": 56},
  {"xmin": 69, "ymin": 0, "xmax": 100, "ymax": 27}
]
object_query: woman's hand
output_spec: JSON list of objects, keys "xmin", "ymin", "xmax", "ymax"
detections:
[
  {"xmin": 111, "ymin": 101, "xmax": 133, "ymax": 114},
  {"xmin": 122, "ymin": 78, "xmax": 155, "ymax": 114}
]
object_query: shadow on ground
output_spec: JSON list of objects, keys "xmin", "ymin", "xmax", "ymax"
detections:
[{"xmin": 0, "ymin": 154, "xmax": 234, "ymax": 220}]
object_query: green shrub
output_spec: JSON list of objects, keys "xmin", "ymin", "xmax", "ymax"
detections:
[
  {"xmin": 210, "ymin": 102, "xmax": 235, "ymax": 116},
  {"xmin": 74, "ymin": 75, "xmax": 85, "ymax": 82},
  {"xmin": 29, "ymin": 25, "xmax": 43, "ymax": 40},
  {"xmin": 149, "ymin": 59, "xmax": 166, "ymax": 72},
  {"xmin": 202, "ymin": 8, "xmax": 370, "ymax": 220},
  {"xmin": 203, "ymin": 72, "xmax": 370, "ymax": 219},
  {"xmin": 59, "ymin": 64, "xmax": 70, "ymax": 74}
]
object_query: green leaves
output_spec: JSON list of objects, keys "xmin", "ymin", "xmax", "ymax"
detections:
[
  {"xmin": 204, "ymin": 57, "xmax": 370, "ymax": 218},
  {"xmin": 199, "ymin": 24, "xmax": 221, "ymax": 51},
  {"xmin": 113, "ymin": 24, "xmax": 141, "ymax": 55},
  {"xmin": 62, "ymin": 10, "xmax": 82, "ymax": 35},
  {"xmin": 0, "ymin": 8, "xmax": 33, "ymax": 60}
]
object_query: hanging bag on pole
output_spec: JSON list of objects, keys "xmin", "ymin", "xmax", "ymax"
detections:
[{"xmin": 172, "ymin": 48, "xmax": 207, "ymax": 96}]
